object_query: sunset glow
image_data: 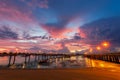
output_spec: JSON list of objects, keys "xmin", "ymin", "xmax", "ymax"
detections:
[
  {"xmin": 0, "ymin": 1, "xmax": 120, "ymax": 80},
  {"xmin": 96, "ymin": 46, "xmax": 101, "ymax": 50},
  {"xmin": 102, "ymin": 42, "xmax": 110, "ymax": 48},
  {"xmin": 0, "ymin": 0, "xmax": 119, "ymax": 53}
]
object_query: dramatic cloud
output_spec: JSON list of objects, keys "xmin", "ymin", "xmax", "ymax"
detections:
[
  {"xmin": 0, "ymin": 26, "xmax": 18, "ymax": 39},
  {"xmin": 73, "ymin": 33, "xmax": 81, "ymax": 40},
  {"xmin": 41, "ymin": 16, "xmax": 75, "ymax": 38},
  {"xmin": 0, "ymin": 0, "xmax": 120, "ymax": 52},
  {"xmin": 80, "ymin": 16, "xmax": 120, "ymax": 46}
]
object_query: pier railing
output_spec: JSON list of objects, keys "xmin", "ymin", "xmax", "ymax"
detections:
[{"xmin": 84, "ymin": 53, "xmax": 120, "ymax": 64}]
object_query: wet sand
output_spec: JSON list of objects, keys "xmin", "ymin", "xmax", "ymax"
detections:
[{"xmin": 0, "ymin": 68, "xmax": 120, "ymax": 80}]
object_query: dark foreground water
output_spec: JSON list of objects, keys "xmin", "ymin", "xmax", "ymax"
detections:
[{"xmin": 0, "ymin": 56, "xmax": 119, "ymax": 69}]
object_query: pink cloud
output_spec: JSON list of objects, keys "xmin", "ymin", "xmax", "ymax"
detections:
[
  {"xmin": 22, "ymin": 0, "xmax": 49, "ymax": 9},
  {"xmin": 0, "ymin": 0, "xmax": 38, "ymax": 25},
  {"xmin": 38, "ymin": 0, "xmax": 49, "ymax": 8},
  {"xmin": 0, "ymin": 7, "xmax": 35, "ymax": 24},
  {"xmin": 41, "ymin": 24, "xmax": 74, "ymax": 39}
]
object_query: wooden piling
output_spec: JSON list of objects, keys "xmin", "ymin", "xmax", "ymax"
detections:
[
  {"xmin": 8, "ymin": 55, "xmax": 12, "ymax": 67},
  {"xmin": 12, "ymin": 55, "xmax": 16, "ymax": 65}
]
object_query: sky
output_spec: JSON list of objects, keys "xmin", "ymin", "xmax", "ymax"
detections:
[{"xmin": 0, "ymin": 0, "xmax": 120, "ymax": 53}]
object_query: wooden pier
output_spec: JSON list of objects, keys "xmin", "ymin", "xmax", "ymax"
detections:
[
  {"xmin": 0, "ymin": 52, "xmax": 120, "ymax": 68},
  {"xmin": 0, "ymin": 52, "xmax": 83, "ymax": 67},
  {"xmin": 84, "ymin": 53, "xmax": 120, "ymax": 64}
]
